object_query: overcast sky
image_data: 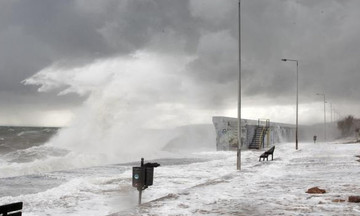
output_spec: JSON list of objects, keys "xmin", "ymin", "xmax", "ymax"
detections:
[{"xmin": 1, "ymin": 0, "xmax": 360, "ymax": 127}]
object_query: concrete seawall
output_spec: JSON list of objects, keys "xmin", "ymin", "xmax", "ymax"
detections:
[
  {"xmin": 212, "ymin": 116, "xmax": 341, "ymax": 150},
  {"xmin": 212, "ymin": 116, "xmax": 296, "ymax": 150}
]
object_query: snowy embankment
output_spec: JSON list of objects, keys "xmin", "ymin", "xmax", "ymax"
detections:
[{"xmin": 112, "ymin": 142, "xmax": 360, "ymax": 216}]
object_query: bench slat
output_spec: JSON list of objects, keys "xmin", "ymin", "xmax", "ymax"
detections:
[
  {"xmin": 7, "ymin": 212, "xmax": 22, "ymax": 216},
  {"xmin": 265, "ymin": 146, "xmax": 275, "ymax": 153},
  {"xmin": 0, "ymin": 202, "xmax": 23, "ymax": 214}
]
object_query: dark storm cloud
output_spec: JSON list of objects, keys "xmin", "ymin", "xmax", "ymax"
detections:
[
  {"xmin": 0, "ymin": 0, "xmax": 201, "ymax": 89},
  {"xmin": 1, "ymin": 0, "xmax": 360, "ymax": 125},
  {"xmin": 0, "ymin": 0, "xmax": 202, "ymax": 125},
  {"xmin": 186, "ymin": 0, "xmax": 360, "ymax": 117},
  {"xmin": 242, "ymin": 0, "xmax": 360, "ymax": 103}
]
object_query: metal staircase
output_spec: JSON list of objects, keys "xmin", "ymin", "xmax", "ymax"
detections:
[{"xmin": 249, "ymin": 119, "xmax": 270, "ymax": 149}]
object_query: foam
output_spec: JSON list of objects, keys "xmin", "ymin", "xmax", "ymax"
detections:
[{"xmin": 17, "ymin": 51, "xmax": 198, "ymax": 176}]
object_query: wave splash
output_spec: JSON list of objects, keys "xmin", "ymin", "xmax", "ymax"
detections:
[{"xmin": 4, "ymin": 52, "xmax": 196, "ymax": 177}]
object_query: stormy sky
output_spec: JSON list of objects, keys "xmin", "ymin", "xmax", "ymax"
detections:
[{"xmin": 1, "ymin": 0, "xmax": 360, "ymax": 127}]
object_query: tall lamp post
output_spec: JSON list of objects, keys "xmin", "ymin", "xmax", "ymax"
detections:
[
  {"xmin": 316, "ymin": 93, "xmax": 326, "ymax": 142},
  {"xmin": 237, "ymin": 0, "xmax": 242, "ymax": 170},
  {"xmin": 330, "ymin": 102, "xmax": 333, "ymax": 123},
  {"xmin": 281, "ymin": 58, "xmax": 299, "ymax": 150}
]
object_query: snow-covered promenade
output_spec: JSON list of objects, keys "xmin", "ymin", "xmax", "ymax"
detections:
[{"xmin": 112, "ymin": 142, "xmax": 360, "ymax": 216}]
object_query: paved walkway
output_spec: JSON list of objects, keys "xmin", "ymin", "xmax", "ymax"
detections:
[{"xmin": 110, "ymin": 142, "xmax": 360, "ymax": 216}]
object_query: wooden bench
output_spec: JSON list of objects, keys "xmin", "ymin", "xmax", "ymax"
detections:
[
  {"xmin": 259, "ymin": 146, "xmax": 275, "ymax": 161},
  {"xmin": 0, "ymin": 202, "xmax": 23, "ymax": 216}
]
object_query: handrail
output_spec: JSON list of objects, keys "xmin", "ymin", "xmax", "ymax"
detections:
[
  {"xmin": 266, "ymin": 119, "xmax": 270, "ymax": 127},
  {"xmin": 258, "ymin": 126, "xmax": 267, "ymax": 149},
  {"xmin": 258, "ymin": 119, "xmax": 270, "ymax": 127}
]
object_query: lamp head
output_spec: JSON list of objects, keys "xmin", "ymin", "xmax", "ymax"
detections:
[{"xmin": 281, "ymin": 59, "xmax": 287, "ymax": 61}]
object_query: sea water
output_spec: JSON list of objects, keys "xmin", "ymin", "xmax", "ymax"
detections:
[
  {"xmin": 0, "ymin": 125, "xmax": 218, "ymax": 215},
  {"xmin": 4, "ymin": 53, "xmax": 220, "ymax": 215}
]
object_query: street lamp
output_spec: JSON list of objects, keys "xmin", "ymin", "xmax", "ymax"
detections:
[
  {"xmin": 237, "ymin": 0, "xmax": 242, "ymax": 170},
  {"xmin": 316, "ymin": 93, "xmax": 326, "ymax": 142},
  {"xmin": 329, "ymin": 102, "xmax": 334, "ymax": 123},
  {"xmin": 281, "ymin": 58, "xmax": 299, "ymax": 150}
]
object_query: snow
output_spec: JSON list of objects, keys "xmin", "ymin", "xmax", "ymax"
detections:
[
  {"xmin": 1, "ymin": 141, "xmax": 360, "ymax": 215},
  {"xmin": 111, "ymin": 142, "xmax": 360, "ymax": 216}
]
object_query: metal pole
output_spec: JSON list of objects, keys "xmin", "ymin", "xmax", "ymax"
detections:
[
  {"xmin": 330, "ymin": 103, "xmax": 333, "ymax": 123},
  {"xmin": 323, "ymin": 94, "xmax": 326, "ymax": 142},
  {"xmin": 139, "ymin": 157, "xmax": 144, "ymax": 205},
  {"xmin": 281, "ymin": 58, "xmax": 299, "ymax": 150},
  {"xmin": 295, "ymin": 61, "xmax": 298, "ymax": 150},
  {"xmin": 316, "ymin": 93, "xmax": 326, "ymax": 141},
  {"xmin": 138, "ymin": 189, "xmax": 142, "ymax": 205},
  {"xmin": 237, "ymin": 0, "xmax": 242, "ymax": 170}
]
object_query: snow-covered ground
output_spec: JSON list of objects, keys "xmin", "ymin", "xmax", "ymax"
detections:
[
  {"xmin": 112, "ymin": 142, "xmax": 360, "ymax": 216},
  {"xmin": 1, "ymin": 141, "xmax": 360, "ymax": 215}
]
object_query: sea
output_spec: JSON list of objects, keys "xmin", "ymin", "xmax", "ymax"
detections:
[{"xmin": 0, "ymin": 125, "xmax": 218, "ymax": 215}]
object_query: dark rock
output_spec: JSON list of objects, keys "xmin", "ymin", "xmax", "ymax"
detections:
[
  {"xmin": 348, "ymin": 196, "xmax": 360, "ymax": 203},
  {"xmin": 332, "ymin": 199, "xmax": 345, "ymax": 203},
  {"xmin": 306, "ymin": 187, "xmax": 326, "ymax": 194}
]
